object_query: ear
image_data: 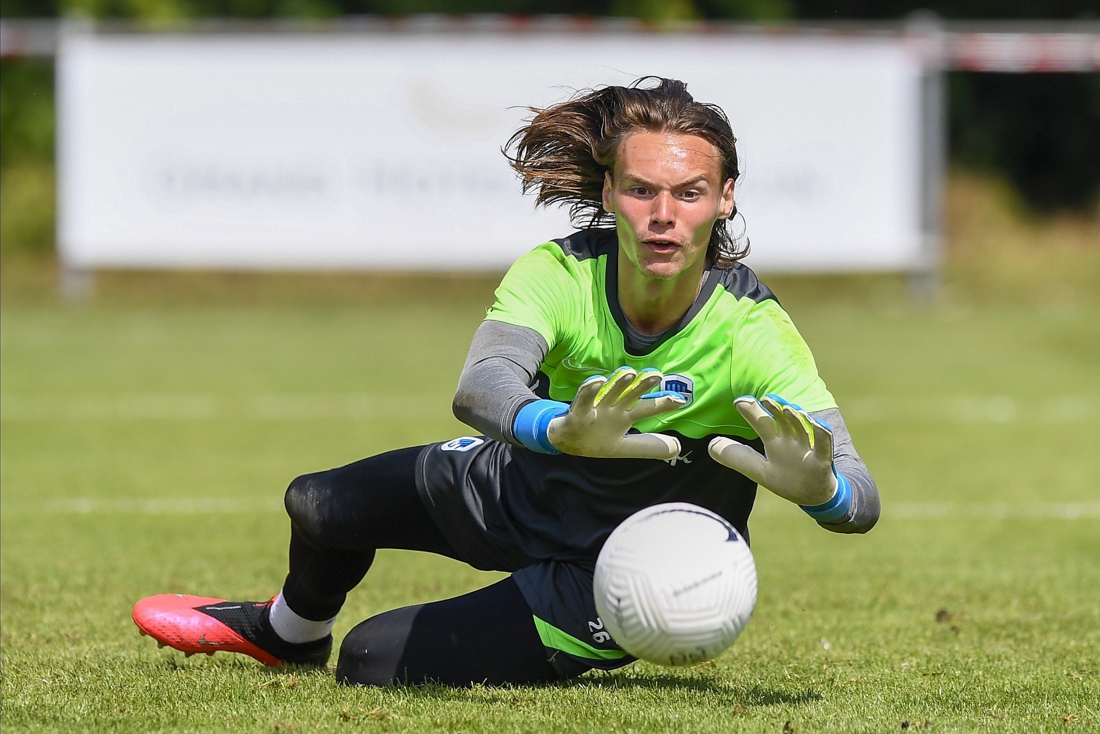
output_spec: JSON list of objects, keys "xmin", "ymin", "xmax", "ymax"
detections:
[
  {"xmin": 602, "ymin": 170, "xmax": 615, "ymax": 213},
  {"xmin": 717, "ymin": 178, "xmax": 735, "ymax": 220}
]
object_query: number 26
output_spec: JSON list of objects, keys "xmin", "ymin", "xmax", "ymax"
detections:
[{"xmin": 589, "ymin": 618, "xmax": 611, "ymax": 644}]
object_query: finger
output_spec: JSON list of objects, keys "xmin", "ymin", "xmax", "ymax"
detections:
[
  {"xmin": 810, "ymin": 418, "xmax": 834, "ymax": 462},
  {"xmin": 734, "ymin": 396, "xmax": 779, "ymax": 442},
  {"xmin": 764, "ymin": 393, "xmax": 805, "ymax": 411},
  {"xmin": 760, "ymin": 395, "xmax": 797, "ymax": 438},
  {"xmin": 615, "ymin": 432, "xmax": 681, "ymax": 460},
  {"xmin": 626, "ymin": 392, "xmax": 686, "ymax": 422},
  {"xmin": 781, "ymin": 405, "xmax": 814, "ymax": 448},
  {"xmin": 616, "ymin": 369, "xmax": 664, "ymax": 407},
  {"xmin": 709, "ymin": 436, "xmax": 767, "ymax": 485},
  {"xmin": 594, "ymin": 367, "xmax": 636, "ymax": 406},
  {"xmin": 572, "ymin": 375, "xmax": 606, "ymax": 413}
]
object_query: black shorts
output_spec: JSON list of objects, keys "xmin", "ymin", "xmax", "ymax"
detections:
[{"xmin": 416, "ymin": 436, "xmax": 635, "ymax": 676}]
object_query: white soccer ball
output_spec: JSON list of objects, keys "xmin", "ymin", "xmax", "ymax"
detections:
[{"xmin": 593, "ymin": 502, "xmax": 757, "ymax": 666}]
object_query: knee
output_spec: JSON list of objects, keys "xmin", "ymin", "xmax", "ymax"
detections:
[
  {"xmin": 335, "ymin": 621, "xmax": 377, "ymax": 686},
  {"xmin": 284, "ymin": 471, "xmax": 340, "ymax": 540},
  {"xmin": 335, "ymin": 610, "xmax": 414, "ymax": 687}
]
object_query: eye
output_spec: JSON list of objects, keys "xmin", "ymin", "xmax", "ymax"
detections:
[
  {"xmin": 680, "ymin": 190, "xmax": 700, "ymax": 201},
  {"xmin": 629, "ymin": 186, "xmax": 650, "ymax": 196}
]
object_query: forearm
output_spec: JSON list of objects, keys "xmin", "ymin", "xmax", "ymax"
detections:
[
  {"xmin": 807, "ymin": 408, "xmax": 880, "ymax": 534},
  {"xmin": 452, "ymin": 320, "xmax": 548, "ymax": 445}
]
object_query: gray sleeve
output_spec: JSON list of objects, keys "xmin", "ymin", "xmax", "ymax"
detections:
[
  {"xmin": 808, "ymin": 407, "xmax": 881, "ymax": 534},
  {"xmin": 452, "ymin": 320, "xmax": 549, "ymax": 445}
]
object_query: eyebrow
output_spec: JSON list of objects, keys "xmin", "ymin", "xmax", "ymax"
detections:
[{"xmin": 619, "ymin": 173, "xmax": 711, "ymax": 190}]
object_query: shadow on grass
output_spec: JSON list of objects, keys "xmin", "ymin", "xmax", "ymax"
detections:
[
  {"xmin": 572, "ymin": 673, "xmax": 821, "ymax": 707},
  {"xmin": 357, "ymin": 669, "xmax": 821, "ymax": 709},
  {"xmin": 156, "ymin": 654, "xmax": 821, "ymax": 709}
]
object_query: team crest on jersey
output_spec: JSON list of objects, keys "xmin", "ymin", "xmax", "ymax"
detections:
[
  {"xmin": 441, "ymin": 437, "xmax": 484, "ymax": 453},
  {"xmin": 660, "ymin": 373, "xmax": 694, "ymax": 405}
]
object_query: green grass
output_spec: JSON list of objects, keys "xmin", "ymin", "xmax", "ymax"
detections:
[{"xmin": 2, "ymin": 266, "xmax": 1099, "ymax": 732}]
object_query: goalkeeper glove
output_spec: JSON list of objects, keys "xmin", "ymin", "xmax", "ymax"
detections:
[
  {"xmin": 514, "ymin": 367, "xmax": 686, "ymax": 460},
  {"xmin": 708, "ymin": 394, "xmax": 851, "ymax": 522}
]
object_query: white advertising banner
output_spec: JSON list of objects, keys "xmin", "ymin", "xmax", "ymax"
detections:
[{"xmin": 58, "ymin": 29, "xmax": 924, "ymax": 272}]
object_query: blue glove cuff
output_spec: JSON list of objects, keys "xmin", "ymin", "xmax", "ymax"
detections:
[
  {"xmin": 800, "ymin": 472, "xmax": 853, "ymax": 524},
  {"xmin": 513, "ymin": 400, "xmax": 569, "ymax": 455}
]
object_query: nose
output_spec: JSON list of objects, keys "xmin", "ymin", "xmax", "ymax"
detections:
[{"xmin": 651, "ymin": 191, "xmax": 675, "ymax": 226}]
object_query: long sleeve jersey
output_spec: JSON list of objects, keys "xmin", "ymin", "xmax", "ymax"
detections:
[{"xmin": 451, "ymin": 229, "xmax": 880, "ymax": 537}]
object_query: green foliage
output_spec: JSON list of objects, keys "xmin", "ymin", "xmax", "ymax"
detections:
[
  {"xmin": 53, "ymin": 0, "xmax": 342, "ymax": 19},
  {"xmin": 0, "ymin": 0, "xmax": 59, "ymax": 16},
  {"xmin": 62, "ymin": 0, "xmax": 187, "ymax": 21},
  {"xmin": 0, "ymin": 160, "xmax": 55, "ymax": 256},
  {"xmin": 949, "ymin": 72, "xmax": 1100, "ymax": 214},
  {"xmin": 361, "ymin": 0, "xmax": 517, "ymax": 15},
  {"xmin": 0, "ymin": 61, "xmax": 54, "ymax": 167},
  {"xmin": 1, "ymin": 268, "xmax": 1099, "ymax": 731},
  {"xmin": 0, "ymin": 61, "xmax": 56, "ymax": 256},
  {"xmin": 702, "ymin": 0, "xmax": 791, "ymax": 21},
  {"xmin": 610, "ymin": 0, "xmax": 700, "ymax": 22}
]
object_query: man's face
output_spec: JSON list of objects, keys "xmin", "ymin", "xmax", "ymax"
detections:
[{"xmin": 603, "ymin": 131, "xmax": 735, "ymax": 282}]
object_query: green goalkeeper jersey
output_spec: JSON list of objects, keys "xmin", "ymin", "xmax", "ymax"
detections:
[
  {"xmin": 418, "ymin": 229, "xmax": 875, "ymax": 567},
  {"xmin": 485, "ymin": 229, "xmax": 837, "ymax": 442},
  {"xmin": 419, "ymin": 228, "xmax": 871, "ymax": 568}
]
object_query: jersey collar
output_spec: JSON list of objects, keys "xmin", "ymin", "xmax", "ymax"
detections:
[{"xmin": 604, "ymin": 237, "xmax": 721, "ymax": 357}]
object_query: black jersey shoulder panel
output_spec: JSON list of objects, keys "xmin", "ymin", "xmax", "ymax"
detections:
[
  {"xmin": 550, "ymin": 228, "xmax": 617, "ymax": 262},
  {"xmin": 714, "ymin": 263, "xmax": 778, "ymax": 305}
]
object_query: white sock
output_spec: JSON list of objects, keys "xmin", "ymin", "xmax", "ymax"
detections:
[{"xmin": 268, "ymin": 592, "xmax": 336, "ymax": 644}]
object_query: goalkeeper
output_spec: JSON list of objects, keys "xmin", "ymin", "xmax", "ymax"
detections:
[{"xmin": 133, "ymin": 77, "xmax": 880, "ymax": 687}]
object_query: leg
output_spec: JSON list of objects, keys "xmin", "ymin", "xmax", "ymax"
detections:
[
  {"xmin": 336, "ymin": 577, "xmax": 561, "ymax": 687},
  {"xmin": 133, "ymin": 445, "xmax": 462, "ymax": 666},
  {"xmin": 280, "ymin": 445, "xmax": 461, "ymax": 623}
]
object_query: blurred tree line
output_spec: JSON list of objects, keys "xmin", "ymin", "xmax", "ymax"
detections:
[{"xmin": 2, "ymin": 0, "xmax": 1099, "ymax": 255}]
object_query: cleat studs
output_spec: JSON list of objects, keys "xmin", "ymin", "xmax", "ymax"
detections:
[
  {"xmin": 157, "ymin": 642, "xmax": 166, "ymax": 648},
  {"xmin": 138, "ymin": 629, "xmax": 148, "ymax": 637},
  {"xmin": 185, "ymin": 652, "xmax": 194, "ymax": 657}
]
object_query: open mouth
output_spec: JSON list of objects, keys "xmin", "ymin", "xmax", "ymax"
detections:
[{"xmin": 642, "ymin": 239, "xmax": 681, "ymax": 254}]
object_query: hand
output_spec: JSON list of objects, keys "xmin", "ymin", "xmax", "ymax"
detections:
[
  {"xmin": 546, "ymin": 367, "xmax": 686, "ymax": 460},
  {"xmin": 708, "ymin": 394, "xmax": 838, "ymax": 506}
]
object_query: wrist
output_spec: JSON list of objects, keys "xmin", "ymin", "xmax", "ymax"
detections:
[
  {"xmin": 799, "ymin": 473, "xmax": 852, "ymax": 524},
  {"xmin": 513, "ymin": 400, "xmax": 569, "ymax": 454}
]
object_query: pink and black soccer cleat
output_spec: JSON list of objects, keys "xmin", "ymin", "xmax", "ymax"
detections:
[{"xmin": 132, "ymin": 594, "xmax": 331, "ymax": 667}]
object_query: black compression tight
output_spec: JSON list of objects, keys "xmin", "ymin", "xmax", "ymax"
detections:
[
  {"xmin": 336, "ymin": 577, "xmax": 560, "ymax": 687},
  {"xmin": 280, "ymin": 446, "xmax": 458, "ymax": 622},
  {"xmin": 280, "ymin": 446, "xmax": 560, "ymax": 686}
]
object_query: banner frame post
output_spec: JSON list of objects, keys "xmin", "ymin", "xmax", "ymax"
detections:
[{"xmin": 908, "ymin": 12, "xmax": 947, "ymax": 302}]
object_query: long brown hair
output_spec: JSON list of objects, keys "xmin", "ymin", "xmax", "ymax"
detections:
[{"xmin": 505, "ymin": 76, "xmax": 747, "ymax": 267}]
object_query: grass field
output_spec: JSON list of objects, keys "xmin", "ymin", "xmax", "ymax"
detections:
[{"xmin": 2, "ymin": 217, "xmax": 1099, "ymax": 731}]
